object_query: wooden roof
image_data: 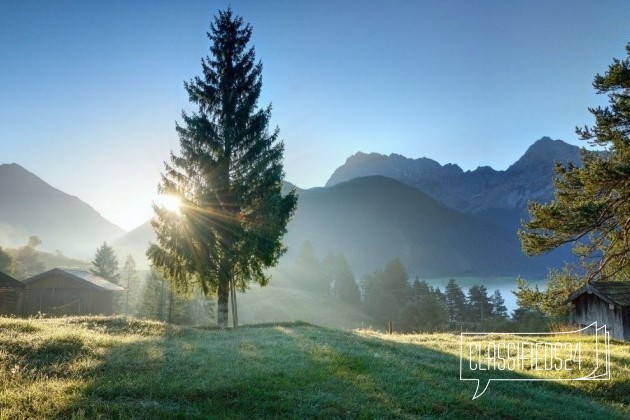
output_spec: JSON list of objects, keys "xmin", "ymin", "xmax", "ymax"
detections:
[
  {"xmin": 0, "ymin": 271, "xmax": 24, "ymax": 289},
  {"xmin": 23, "ymin": 268, "xmax": 125, "ymax": 291},
  {"xmin": 568, "ymin": 281, "xmax": 630, "ymax": 307}
]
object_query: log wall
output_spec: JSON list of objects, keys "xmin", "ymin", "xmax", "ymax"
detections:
[{"xmin": 573, "ymin": 292, "xmax": 628, "ymax": 341}]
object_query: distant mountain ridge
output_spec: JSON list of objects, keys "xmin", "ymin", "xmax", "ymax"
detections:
[
  {"xmin": 326, "ymin": 137, "xmax": 582, "ymax": 228},
  {"xmin": 0, "ymin": 163, "xmax": 125, "ymax": 257}
]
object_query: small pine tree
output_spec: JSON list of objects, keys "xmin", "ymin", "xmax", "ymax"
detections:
[
  {"xmin": 410, "ymin": 279, "xmax": 448, "ymax": 331},
  {"xmin": 444, "ymin": 279, "xmax": 467, "ymax": 323},
  {"xmin": 138, "ymin": 269, "xmax": 168, "ymax": 321},
  {"xmin": 511, "ymin": 307, "xmax": 549, "ymax": 332},
  {"xmin": 381, "ymin": 258, "xmax": 411, "ymax": 305},
  {"xmin": 467, "ymin": 284, "xmax": 493, "ymax": 323},
  {"xmin": 138, "ymin": 269, "xmax": 199, "ymax": 325},
  {"xmin": 362, "ymin": 259, "xmax": 418, "ymax": 331},
  {"xmin": 411, "ymin": 278, "xmax": 430, "ymax": 305},
  {"xmin": 490, "ymin": 289, "xmax": 508, "ymax": 319},
  {"xmin": 292, "ymin": 242, "xmax": 327, "ymax": 293},
  {"xmin": 122, "ymin": 255, "xmax": 137, "ymax": 314},
  {"xmin": 324, "ymin": 253, "xmax": 360, "ymax": 305},
  {"xmin": 362, "ymin": 270, "xmax": 398, "ymax": 328},
  {"xmin": 424, "ymin": 287, "xmax": 449, "ymax": 330},
  {"xmin": 91, "ymin": 242, "xmax": 119, "ymax": 284}
]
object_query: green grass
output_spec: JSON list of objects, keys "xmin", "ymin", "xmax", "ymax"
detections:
[{"xmin": 0, "ymin": 316, "xmax": 628, "ymax": 418}]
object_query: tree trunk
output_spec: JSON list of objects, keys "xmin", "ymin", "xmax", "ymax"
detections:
[
  {"xmin": 234, "ymin": 288, "xmax": 238, "ymax": 327},
  {"xmin": 159, "ymin": 278, "xmax": 165, "ymax": 322},
  {"xmin": 217, "ymin": 272, "xmax": 229, "ymax": 328},
  {"xmin": 168, "ymin": 289, "xmax": 174, "ymax": 324},
  {"xmin": 230, "ymin": 276, "xmax": 238, "ymax": 328}
]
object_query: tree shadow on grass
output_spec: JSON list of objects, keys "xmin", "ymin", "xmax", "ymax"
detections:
[
  {"xmin": 280, "ymin": 326, "xmax": 629, "ymax": 419},
  {"xmin": 8, "ymin": 318, "xmax": 626, "ymax": 418}
]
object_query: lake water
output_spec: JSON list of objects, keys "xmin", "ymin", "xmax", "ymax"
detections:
[{"xmin": 426, "ymin": 277, "xmax": 547, "ymax": 314}]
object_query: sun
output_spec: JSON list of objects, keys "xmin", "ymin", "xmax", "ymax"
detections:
[{"xmin": 154, "ymin": 194, "xmax": 182, "ymax": 214}]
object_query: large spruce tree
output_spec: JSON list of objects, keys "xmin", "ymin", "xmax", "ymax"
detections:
[
  {"xmin": 148, "ymin": 9, "xmax": 297, "ymax": 328},
  {"xmin": 519, "ymin": 43, "xmax": 630, "ymax": 281}
]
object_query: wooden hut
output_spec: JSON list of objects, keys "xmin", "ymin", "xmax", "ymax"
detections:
[
  {"xmin": 568, "ymin": 281, "xmax": 630, "ymax": 341},
  {"xmin": 0, "ymin": 271, "xmax": 24, "ymax": 315},
  {"xmin": 21, "ymin": 268, "xmax": 125, "ymax": 316}
]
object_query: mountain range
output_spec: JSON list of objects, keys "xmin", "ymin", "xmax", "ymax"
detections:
[
  {"xmin": 0, "ymin": 136, "xmax": 582, "ymax": 277},
  {"xmin": 327, "ymin": 137, "xmax": 581, "ymax": 230}
]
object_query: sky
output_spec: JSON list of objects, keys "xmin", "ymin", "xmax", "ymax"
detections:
[{"xmin": 1, "ymin": 0, "xmax": 629, "ymax": 231}]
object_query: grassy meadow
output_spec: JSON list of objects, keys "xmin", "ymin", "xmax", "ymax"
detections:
[{"xmin": 0, "ymin": 316, "xmax": 628, "ymax": 419}]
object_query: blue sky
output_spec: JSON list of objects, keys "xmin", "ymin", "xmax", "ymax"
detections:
[{"xmin": 1, "ymin": 1, "xmax": 629, "ymax": 230}]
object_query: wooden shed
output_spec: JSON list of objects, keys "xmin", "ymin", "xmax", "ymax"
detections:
[
  {"xmin": 21, "ymin": 268, "xmax": 125, "ymax": 316},
  {"xmin": 0, "ymin": 271, "xmax": 24, "ymax": 315},
  {"xmin": 568, "ymin": 281, "xmax": 630, "ymax": 341}
]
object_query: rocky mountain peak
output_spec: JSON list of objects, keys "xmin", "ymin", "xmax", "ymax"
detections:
[
  {"xmin": 326, "ymin": 151, "xmax": 463, "ymax": 187},
  {"xmin": 508, "ymin": 137, "xmax": 581, "ymax": 173}
]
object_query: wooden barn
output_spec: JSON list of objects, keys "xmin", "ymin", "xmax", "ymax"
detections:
[
  {"xmin": 0, "ymin": 271, "xmax": 24, "ymax": 315},
  {"xmin": 21, "ymin": 268, "xmax": 125, "ymax": 316},
  {"xmin": 568, "ymin": 281, "xmax": 630, "ymax": 341}
]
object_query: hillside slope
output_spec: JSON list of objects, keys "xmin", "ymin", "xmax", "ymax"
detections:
[
  {"xmin": 0, "ymin": 163, "xmax": 124, "ymax": 257},
  {"xmin": 286, "ymin": 175, "xmax": 556, "ymax": 277},
  {"xmin": 113, "ymin": 220, "xmax": 154, "ymax": 266}
]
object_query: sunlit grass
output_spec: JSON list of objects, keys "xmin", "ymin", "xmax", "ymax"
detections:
[{"xmin": 0, "ymin": 316, "xmax": 628, "ymax": 418}]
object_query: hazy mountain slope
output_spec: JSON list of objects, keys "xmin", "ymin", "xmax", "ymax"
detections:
[
  {"xmin": 323, "ymin": 137, "xmax": 581, "ymax": 272},
  {"xmin": 119, "ymin": 175, "xmax": 563, "ymax": 277},
  {"xmin": 285, "ymin": 176, "xmax": 552, "ymax": 278},
  {"xmin": 114, "ymin": 221, "xmax": 154, "ymax": 267},
  {"xmin": 0, "ymin": 163, "xmax": 125, "ymax": 257}
]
